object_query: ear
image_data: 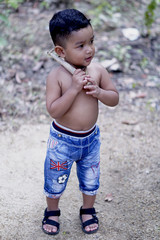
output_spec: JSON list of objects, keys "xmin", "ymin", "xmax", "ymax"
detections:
[{"xmin": 54, "ymin": 46, "xmax": 65, "ymax": 58}]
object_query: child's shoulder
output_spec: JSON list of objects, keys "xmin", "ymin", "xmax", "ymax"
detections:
[
  {"xmin": 89, "ymin": 62, "xmax": 108, "ymax": 75},
  {"xmin": 89, "ymin": 61, "xmax": 106, "ymax": 71},
  {"xmin": 47, "ymin": 65, "xmax": 69, "ymax": 82}
]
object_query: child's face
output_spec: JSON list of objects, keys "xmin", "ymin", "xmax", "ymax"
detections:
[{"xmin": 63, "ymin": 25, "xmax": 95, "ymax": 68}]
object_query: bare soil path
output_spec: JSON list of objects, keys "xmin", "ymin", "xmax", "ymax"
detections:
[{"xmin": 0, "ymin": 103, "xmax": 160, "ymax": 240}]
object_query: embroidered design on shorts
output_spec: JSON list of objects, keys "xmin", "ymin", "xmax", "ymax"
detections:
[
  {"xmin": 58, "ymin": 174, "xmax": 68, "ymax": 184},
  {"xmin": 91, "ymin": 161, "xmax": 100, "ymax": 177},
  {"xmin": 48, "ymin": 138, "xmax": 58, "ymax": 149},
  {"xmin": 50, "ymin": 159, "xmax": 68, "ymax": 171}
]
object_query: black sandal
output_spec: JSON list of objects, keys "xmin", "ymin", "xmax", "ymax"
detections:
[
  {"xmin": 42, "ymin": 208, "xmax": 60, "ymax": 235},
  {"xmin": 80, "ymin": 206, "xmax": 99, "ymax": 234}
]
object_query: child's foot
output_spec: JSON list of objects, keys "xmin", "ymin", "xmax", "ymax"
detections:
[
  {"xmin": 42, "ymin": 208, "xmax": 60, "ymax": 235},
  {"xmin": 42, "ymin": 215, "xmax": 59, "ymax": 233},
  {"xmin": 80, "ymin": 207, "xmax": 99, "ymax": 234},
  {"xmin": 81, "ymin": 213, "xmax": 98, "ymax": 232}
]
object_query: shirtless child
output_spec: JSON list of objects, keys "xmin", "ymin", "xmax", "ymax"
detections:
[{"xmin": 42, "ymin": 9, "xmax": 119, "ymax": 235}]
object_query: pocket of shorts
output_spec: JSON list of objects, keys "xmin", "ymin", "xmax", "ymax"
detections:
[
  {"xmin": 47, "ymin": 136, "xmax": 59, "ymax": 150},
  {"xmin": 47, "ymin": 136, "xmax": 71, "ymax": 161}
]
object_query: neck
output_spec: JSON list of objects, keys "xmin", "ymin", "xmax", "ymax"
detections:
[
  {"xmin": 71, "ymin": 63, "xmax": 87, "ymax": 72},
  {"xmin": 76, "ymin": 66, "xmax": 87, "ymax": 71},
  {"xmin": 64, "ymin": 59, "xmax": 86, "ymax": 72}
]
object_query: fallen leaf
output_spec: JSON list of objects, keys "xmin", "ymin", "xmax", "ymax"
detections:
[
  {"xmin": 105, "ymin": 193, "xmax": 113, "ymax": 202},
  {"xmin": 121, "ymin": 121, "xmax": 139, "ymax": 125},
  {"xmin": 129, "ymin": 92, "xmax": 147, "ymax": 99},
  {"xmin": 134, "ymin": 93, "xmax": 147, "ymax": 99},
  {"xmin": 15, "ymin": 71, "xmax": 26, "ymax": 84},
  {"xmin": 32, "ymin": 61, "xmax": 44, "ymax": 72}
]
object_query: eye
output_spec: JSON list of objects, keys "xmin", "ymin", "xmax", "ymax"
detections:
[{"xmin": 90, "ymin": 38, "xmax": 94, "ymax": 44}]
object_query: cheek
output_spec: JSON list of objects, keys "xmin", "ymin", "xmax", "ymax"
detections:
[
  {"xmin": 65, "ymin": 49, "xmax": 84, "ymax": 63},
  {"xmin": 72, "ymin": 51, "xmax": 83, "ymax": 60},
  {"xmin": 92, "ymin": 46, "xmax": 95, "ymax": 54},
  {"xmin": 65, "ymin": 52, "xmax": 75, "ymax": 61}
]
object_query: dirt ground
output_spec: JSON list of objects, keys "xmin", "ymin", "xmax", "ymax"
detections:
[
  {"xmin": 0, "ymin": 2, "xmax": 160, "ymax": 240},
  {"xmin": 0, "ymin": 100, "xmax": 160, "ymax": 240}
]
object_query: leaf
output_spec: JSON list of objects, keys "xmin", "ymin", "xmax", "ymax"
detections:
[
  {"xmin": 121, "ymin": 121, "xmax": 139, "ymax": 125},
  {"xmin": 104, "ymin": 193, "xmax": 113, "ymax": 202},
  {"xmin": 0, "ymin": 13, "xmax": 9, "ymax": 25},
  {"xmin": 144, "ymin": 0, "xmax": 158, "ymax": 31},
  {"xmin": 32, "ymin": 61, "xmax": 44, "ymax": 72},
  {"xmin": 7, "ymin": 0, "xmax": 23, "ymax": 9},
  {"xmin": 15, "ymin": 72, "xmax": 22, "ymax": 84},
  {"xmin": 0, "ymin": 37, "xmax": 7, "ymax": 48}
]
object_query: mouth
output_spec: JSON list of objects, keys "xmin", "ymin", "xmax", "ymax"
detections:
[{"xmin": 85, "ymin": 56, "xmax": 92, "ymax": 62}]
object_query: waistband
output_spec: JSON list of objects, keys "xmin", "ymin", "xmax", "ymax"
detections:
[{"xmin": 52, "ymin": 121, "xmax": 96, "ymax": 138}]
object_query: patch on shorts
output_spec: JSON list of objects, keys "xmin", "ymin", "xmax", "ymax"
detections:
[
  {"xmin": 50, "ymin": 159, "xmax": 68, "ymax": 171},
  {"xmin": 57, "ymin": 174, "xmax": 68, "ymax": 184}
]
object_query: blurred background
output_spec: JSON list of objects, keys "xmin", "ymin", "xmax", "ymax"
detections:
[{"xmin": 0, "ymin": 2, "xmax": 160, "ymax": 240}]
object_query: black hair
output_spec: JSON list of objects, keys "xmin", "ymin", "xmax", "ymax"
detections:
[{"xmin": 49, "ymin": 9, "xmax": 91, "ymax": 47}]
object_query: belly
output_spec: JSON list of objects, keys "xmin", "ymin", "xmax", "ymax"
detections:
[{"xmin": 56, "ymin": 92, "xmax": 99, "ymax": 131}]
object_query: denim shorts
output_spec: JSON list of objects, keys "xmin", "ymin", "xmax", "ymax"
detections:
[{"xmin": 44, "ymin": 121, "xmax": 101, "ymax": 199}]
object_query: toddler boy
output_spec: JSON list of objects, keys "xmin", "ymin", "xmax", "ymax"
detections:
[{"xmin": 42, "ymin": 8, "xmax": 119, "ymax": 235}]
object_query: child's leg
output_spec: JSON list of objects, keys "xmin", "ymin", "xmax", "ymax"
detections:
[
  {"xmin": 82, "ymin": 193, "xmax": 96, "ymax": 208},
  {"xmin": 81, "ymin": 193, "xmax": 98, "ymax": 232},
  {"xmin": 42, "ymin": 197, "xmax": 60, "ymax": 234}
]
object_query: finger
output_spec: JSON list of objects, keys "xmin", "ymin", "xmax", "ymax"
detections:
[
  {"xmin": 84, "ymin": 84, "xmax": 94, "ymax": 90},
  {"xmin": 84, "ymin": 75, "xmax": 91, "ymax": 80},
  {"xmin": 87, "ymin": 79, "xmax": 96, "ymax": 85},
  {"xmin": 85, "ymin": 90, "xmax": 95, "ymax": 95},
  {"xmin": 86, "ymin": 81, "xmax": 93, "ymax": 85},
  {"xmin": 83, "ymin": 80, "xmax": 88, "ymax": 86}
]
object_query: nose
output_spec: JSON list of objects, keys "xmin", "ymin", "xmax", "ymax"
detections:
[{"xmin": 86, "ymin": 45, "xmax": 92, "ymax": 54}]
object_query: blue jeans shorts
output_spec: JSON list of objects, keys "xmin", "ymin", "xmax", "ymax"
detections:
[{"xmin": 44, "ymin": 121, "xmax": 101, "ymax": 199}]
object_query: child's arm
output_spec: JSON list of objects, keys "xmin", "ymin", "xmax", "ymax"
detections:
[
  {"xmin": 46, "ymin": 68, "xmax": 87, "ymax": 119},
  {"xmin": 84, "ymin": 64, "xmax": 119, "ymax": 107}
]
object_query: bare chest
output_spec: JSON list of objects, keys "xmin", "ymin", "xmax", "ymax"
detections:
[{"xmin": 60, "ymin": 68, "xmax": 100, "ymax": 94}]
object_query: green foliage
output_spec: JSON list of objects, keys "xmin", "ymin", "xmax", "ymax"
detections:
[
  {"xmin": 0, "ymin": 0, "xmax": 24, "ymax": 26},
  {"xmin": 110, "ymin": 44, "xmax": 131, "ymax": 62},
  {"xmin": 88, "ymin": 0, "xmax": 160, "ymax": 35},
  {"xmin": 0, "ymin": 0, "xmax": 25, "ymax": 47},
  {"xmin": 140, "ymin": 57, "xmax": 148, "ymax": 70},
  {"xmin": 0, "ymin": 11, "xmax": 9, "ymax": 25},
  {"xmin": 40, "ymin": 0, "xmax": 50, "ymax": 9},
  {"xmin": 0, "ymin": 37, "xmax": 7, "ymax": 48},
  {"xmin": 87, "ymin": 0, "xmax": 118, "ymax": 29},
  {"xmin": 107, "ymin": 44, "xmax": 131, "ymax": 72},
  {"xmin": 144, "ymin": 0, "xmax": 160, "ymax": 34},
  {"xmin": 132, "ymin": 83, "xmax": 138, "ymax": 89},
  {"xmin": 146, "ymin": 100, "xmax": 156, "ymax": 112},
  {"xmin": 89, "ymin": 1, "xmax": 113, "ymax": 16},
  {"xmin": 0, "ymin": 0, "xmax": 24, "ymax": 9}
]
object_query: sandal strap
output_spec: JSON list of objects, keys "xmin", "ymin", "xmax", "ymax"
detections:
[
  {"xmin": 42, "ymin": 218, "xmax": 59, "ymax": 228},
  {"xmin": 82, "ymin": 217, "xmax": 98, "ymax": 228},
  {"xmin": 80, "ymin": 207, "xmax": 99, "ymax": 228},
  {"xmin": 80, "ymin": 207, "xmax": 96, "ymax": 216},
  {"xmin": 44, "ymin": 208, "xmax": 61, "ymax": 217}
]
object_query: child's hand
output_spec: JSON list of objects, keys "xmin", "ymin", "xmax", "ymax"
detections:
[
  {"xmin": 83, "ymin": 75, "xmax": 101, "ymax": 98},
  {"xmin": 71, "ymin": 69, "xmax": 87, "ymax": 93}
]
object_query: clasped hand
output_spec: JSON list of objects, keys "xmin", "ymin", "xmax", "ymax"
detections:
[
  {"xmin": 83, "ymin": 75, "xmax": 100, "ymax": 98},
  {"xmin": 72, "ymin": 69, "xmax": 100, "ymax": 98}
]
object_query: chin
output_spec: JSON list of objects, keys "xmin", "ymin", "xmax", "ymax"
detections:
[
  {"xmin": 73, "ymin": 62, "xmax": 90, "ymax": 69},
  {"xmin": 74, "ymin": 64, "xmax": 85, "ymax": 69}
]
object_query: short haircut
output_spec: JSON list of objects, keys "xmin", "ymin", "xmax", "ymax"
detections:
[{"xmin": 49, "ymin": 9, "xmax": 91, "ymax": 47}]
